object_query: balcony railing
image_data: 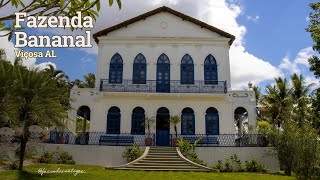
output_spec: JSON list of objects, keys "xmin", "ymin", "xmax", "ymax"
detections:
[
  {"xmin": 47, "ymin": 131, "xmax": 269, "ymax": 147},
  {"xmin": 100, "ymin": 79, "xmax": 227, "ymax": 94}
]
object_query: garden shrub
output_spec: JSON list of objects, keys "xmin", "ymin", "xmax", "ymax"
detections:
[
  {"xmin": 214, "ymin": 160, "xmax": 224, "ymax": 171},
  {"xmin": 57, "ymin": 151, "xmax": 75, "ymax": 165},
  {"xmin": 224, "ymin": 157, "xmax": 233, "ymax": 172},
  {"xmin": 177, "ymin": 138, "xmax": 207, "ymax": 166},
  {"xmin": 230, "ymin": 154, "xmax": 245, "ymax": 172},
  {"xmin": 38, "ymin": 151, "xmax": 54, "ymax": 164},
  {"xmin": 122, "ymin": 144, "xmax": 143, "ymax": 163},
  {"xmin": 245, "ymin": 159, "xmax": 268, "ymax": 173}
]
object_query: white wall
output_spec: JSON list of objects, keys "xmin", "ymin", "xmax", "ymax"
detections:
[
  {"xmin": 44, "ymin": 144, "xmax": 134, "ymax": 167},
  {"xmin": 196, "ymin": 147, "xmax": 280, "ymax": 173}
]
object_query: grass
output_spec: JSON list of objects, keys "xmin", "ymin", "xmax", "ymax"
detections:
[{"xmin": 0, "ymin": 164, "xmax": 296, "ymax": 180}]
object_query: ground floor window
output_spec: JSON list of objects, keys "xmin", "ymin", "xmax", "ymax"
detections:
[
  {"xmin": 206, "ymin": 107, "xmax": 219, "ymax": 135},
  {"xmin": 181, "ymin": 108, "xmax": 195, "ymax": 135},
  {"xmin": 131, "ymin": 107, "xmax": 145, "ymax": 135},
  {"xmin": 107, "ymin": 106, "xmax": 121, "ymax": 134}
]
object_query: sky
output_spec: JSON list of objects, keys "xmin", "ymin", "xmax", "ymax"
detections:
[{"xmin": 0, "ymin": 0, "xmax": 319, "ymax": 90}]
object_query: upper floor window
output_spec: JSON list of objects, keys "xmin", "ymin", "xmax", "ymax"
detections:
[
  {"xmin": 109, "ymin": 53, "xmax": 123, "ymax": 84},
  {"xmin": 156, "ymin": 54, "xmax": 170, "ymax": 93},
  {"xmin": 181, "ymin": 54, "xmax": 194, "ymax": 84},
  {"xmin": 204, "ymin": 54, "xmax": 218, "ymax": 85},
  {"xmin": 133, "ymin": 53, "xmax": 147, "ymax": 84}
]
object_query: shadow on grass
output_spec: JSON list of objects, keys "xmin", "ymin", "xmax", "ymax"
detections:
[{"xmin": 17, "ymin": 170, "xmax": 40, "ymax": 180}]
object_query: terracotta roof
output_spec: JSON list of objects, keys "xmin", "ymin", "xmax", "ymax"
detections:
[{"xmin": 93, "ymin": 6, "xmax": 235, "ymax": 45}]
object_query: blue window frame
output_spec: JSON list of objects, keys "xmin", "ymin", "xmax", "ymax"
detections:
[
  {"xmin": 204, "ymin": 54, "xmax": 218, "ymax": 85},
  {"xmin": 107, "ymin": 106, "xmax": 121, "ymax": 134},
  {"xmin": 131, "ymin": 107, "xmax": 145, "ymax": 135},
  {"xmin": 109, "ymin": 53, "xmax": 123, "ymax": 84},
  {"xmin": 206, "ymin": 107, "xmax": 219, "ymax": 135},
  {"xmin": 181, "ymin": 54, "xmax": 194, "ymax": 84},
  {"xmin": 133, "ymin": 53, "xmax": 147, "ymax": 84},
  {"xmin": 181, "ymin": 108, "xmax": 195, "ymax": 135},
  {"xmin": 156, "ymin": 54, "xmax": 170, "ymax": 93}
]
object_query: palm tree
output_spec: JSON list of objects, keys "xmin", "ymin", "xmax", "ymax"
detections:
[
  {"xmin": 83, "ymin": 73, "xmax": 95, "ymax": 88},
  {"xmin": 45, "ymin": 64, "xmax": 66, "ymax": 80},
  {"xmin": 0, "ymin": 62, "xmax": 69, "ymax": 170},
  {"xmin": 253, "ymin": 86, "xmax": 261, "ymax": 105},
  {"xmin": 170, "ymin": 115, "xmax": 181, "ymax": 138},
  {"xmin": 260, "ymin": 77, "xmax": 292, "ymax": 127},
  {"xmin": 291, "ymin": 73, "xmax": 314, "ymax": 125},
  {"xmin": 144, "ymin": 116, "xmax": 155, "ymax": 136}
]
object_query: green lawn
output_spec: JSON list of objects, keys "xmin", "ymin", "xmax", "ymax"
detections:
[{"xmin": 0, "ymin": 164, "xmax": 296, "ymax": 180}]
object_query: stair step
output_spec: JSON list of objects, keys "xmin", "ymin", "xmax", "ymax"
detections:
[
  {"xmin": 147, "ymin": 152, "xmax": 177, "ymax": 155},
  {"xmin": 144, "ymin": 157, "xmax": 182, "ymax": 160},
  {"xmin": 126, "ymin": 165, "xmax": 200, "ymax": 169},
  {"xmin": 139, "ymin": 160, "xmax": 187, "ymax": 163},
  {"xmin": 113, "ymin": 168, "xmax": 210, "ymax": 171},
  {"xmin": 133, "ymin": 163, "xmax": 193, "ymax": 166}
]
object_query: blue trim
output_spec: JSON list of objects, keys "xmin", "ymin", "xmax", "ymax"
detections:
[
  {"xmin": 181, "ymin": 108, "xmax": 195, "ymax": 135},
  {"xmin": 107, "ymin": 106, "xmax": 121, "ymax": 134},
  {"xmin": 181, "ymin": 54, "xmax": 194, "ymax": 84},
  {"xmin": 131, "ymin": 107, "xmax": 145, "ymax": 135},
  {"xmin": 109, "ymin": 53, "xmax": 123, "ymax": 84},
  {"xmin": 204, "ymin": 54, "xmax": 218, "ymax": 85},
  {"xmin": 156, "ymin": 54, "xmax": 170, "ymax": 93},
  {"xmin": 133, "ymin": 53, "xmax": 147, "ymax": 84},
  {"xmin": 205, "ymin": 107, "xmax": 219, "ymax": 135}
]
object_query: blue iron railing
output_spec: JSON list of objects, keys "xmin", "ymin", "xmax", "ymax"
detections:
[
  {"xmin": 47, "ymin": 131, "xmax": 269, "ymax": 147},
  {"xmin": 99, "ymin": 79, "xmax": 227, "ymax": 94}
]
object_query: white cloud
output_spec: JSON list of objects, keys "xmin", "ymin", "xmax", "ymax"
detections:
[
  {"xmin": 246, "ymin": 15, "xmax": 260, "ymax": 23},
  {"xmin": 0, "ymin": 31, "xmax": 56, "ymax": 70},
  {"xmin": 279, "ymin": 47, "xmax": 315, "ymax": 75}
]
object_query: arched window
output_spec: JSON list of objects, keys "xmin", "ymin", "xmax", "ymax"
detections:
[
  {"xmin": 156, "ymin": 54, "xmax": 170, "ymax": 93},
  {"xmin": 204, "ymin": 54, "xmax": 218, "ymax": 85},
  {"xmin": 109, "ymin": 53, "xmax": 123, "ymax": 84},
  {"xmin": 133, "ymin": 53, "xmax": 147, "ymax": 84},
  {"xmin": 107, "ymin": 106, "xmax": 121, "ymax": 134},
  {"xmin": 181, "ymin": 108, "xmax": 195, "ymax": 135},
  {"xmin": 131, "ymin": 107, "xmax": 145, "ymax": 135},
  {"xmin": 206, "ymin": 107, "xmax": 219, "ymax": 135},
  {"xmin": 234, "ymin": 107, "xmax": 248, "ymax": 134},
  {"xmin": 181, "ymin": 54, "xmax": 194, "ymax": 84}
]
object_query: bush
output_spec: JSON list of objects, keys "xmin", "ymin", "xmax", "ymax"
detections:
[
  {"xmin": 122, "ymin": 144, "xmax": 143, "ymax": 163},
  {"xmin": 245, "ymin": 159, "xmax": 268, "ymax": 173},
  {"xmin": 224, "ymin": 157, "xmax": 233, "ymax": 172},
  {"xmin": 213, "ymin": 160, "xmax": 224, "ymax": 171},
  {"xmin": 230, "ymin": 154, "xmax": 245, "ymax": 172},
  {"xmin": 57, "ymin": 151, "xmax": 75, "ymax": 165},
  {"xmin": 177, "ymin": 138, "xmax": 207, "ymax": 166},
  {"xmin": 38, "ymin": 151, "xmax": 54, "ymax": 164},
  {"xmin": 8, "ymin": 160, "xmax": 18, "ymax": 170}
]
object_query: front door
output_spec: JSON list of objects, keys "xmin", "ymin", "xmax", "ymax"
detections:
[
  {"xmin": 156, "ymin": 54, "xmax": 170, "ymax": 93},
  {"xmin": 156, "ymin": 107, "xmax": 170, "ymax": 146}
]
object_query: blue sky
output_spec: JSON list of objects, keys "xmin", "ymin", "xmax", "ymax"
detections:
[{"xmin": 0, "ymin": 0, "xmax": 318, "ymax": 90}]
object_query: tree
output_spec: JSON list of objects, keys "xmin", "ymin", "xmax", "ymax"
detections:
[
  {"xmin": 306, "ymin": 2, "xmax": 320, "ymax": 135},
  {"xmin": 260, "ymin": 77, "xmax": 292, "ymax": 127},
  {"xmin": 253, "ymin": 85, "xmax": 261, "ymax": 105},
  {"xmin": 169, "ymin": 115, "xmax": 181, "ymax": 138},
  {"xmin": 290, "ymin": 73, "xmax": 314, "ymax": 125},
  {"xmin": 0, "ymin": 0, "xmax": 122, "ymax": 40},
  {"xmin": 0, "ymin": 60, "xmax": 70, "ymax": 170},
  {"xmin": 83, "ymin": 73, "xmax": 95, "ymax": 88}
]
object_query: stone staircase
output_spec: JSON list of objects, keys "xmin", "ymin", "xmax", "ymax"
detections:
[{"xmin": 110, "ymin": 147, "xmax": 213, "ymax": 171}]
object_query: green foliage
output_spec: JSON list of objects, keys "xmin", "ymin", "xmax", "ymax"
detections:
[
  {"xmin": 38, "ymin": 151, "xmax": 54, "ymax": 164},
  {"xmin": 224, "ymin": 157, "xmax": 233, "ymax": 172},
  {"xmin": 213, "ymin": 160, "xmax": 224, "ymax": 171},
  {"xmin": 230, "ymin": 154, "xmax": 245, "ymax": 172},
  {"xmin": 57, "ymin": 151, "xmax": 75, "ymax": 165},
  {"xmin": 245, "ymin": 159, "xmax": 268, "ymax": 173},
  {"xmin": 170, "ymin": 115, "xmax": 181, "ymax": 137},
  {"xmin": 76, "ymin": 117, "xmax": 90, "ymax": 132},
  {"xmin": 270, "ymin": 123, "xmax": 320, "ymax": 178},
  {"xmin": 177, "ymin": 138, "xmax": 207, "ymax": 166},
  {"xmin": 144, "ymin": 116, "xmax": 155, "ymax": 135},
  {"xmin": 122, "ymin": 144, "xmax": 143, "ymax": 163}
]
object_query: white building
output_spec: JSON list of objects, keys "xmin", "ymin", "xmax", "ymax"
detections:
[{"xmin": 68, "ymin": 6, "xmax": 257, "ymax": 146}]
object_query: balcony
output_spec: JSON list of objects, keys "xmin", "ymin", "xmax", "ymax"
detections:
[{"xmin": 100, "ymin": 79, "xmax": 227, "ymax": 94}]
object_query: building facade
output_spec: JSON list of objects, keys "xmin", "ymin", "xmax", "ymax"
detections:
[{"xmin": 68, "ymin": 6, "xmax": 257, "ymax": 146}]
